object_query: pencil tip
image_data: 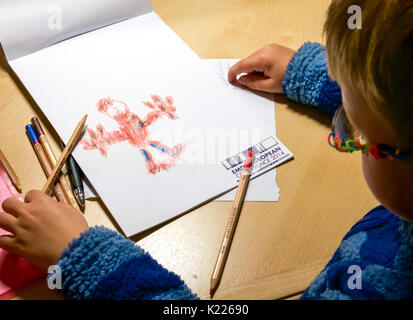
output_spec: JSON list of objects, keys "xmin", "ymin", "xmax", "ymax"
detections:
[
  {"xmin": 210, "ymin": 288, "xmax": 215, "ymax": 298},
  {"xmin": 248, "ymin": 147, "xmax": 253, "ymax": 157}
]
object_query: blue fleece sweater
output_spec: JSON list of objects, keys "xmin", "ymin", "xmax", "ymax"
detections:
[{"xmin": 55, "ymin": 42, "xmax": 412, "ymax": 300}]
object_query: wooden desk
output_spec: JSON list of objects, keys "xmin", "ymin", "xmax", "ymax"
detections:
[{"xmin": 0, "ymin": 0, "xmax": 378, "ymax": 300}]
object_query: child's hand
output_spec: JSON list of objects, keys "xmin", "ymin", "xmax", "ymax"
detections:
[
  {"xmin": 0, "ymin": 190, "xmax": 89, "ymax": 269},
  {"xmin": 228, "ymin": 43, "xmax": 296, "ymax": 93}
]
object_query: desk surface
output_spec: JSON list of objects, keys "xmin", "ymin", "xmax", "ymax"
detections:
[{"xmin": 1, "ymin": 0, "xmax": 378, "ymax": 300}]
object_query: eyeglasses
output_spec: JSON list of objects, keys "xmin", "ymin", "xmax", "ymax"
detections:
[{"xmin": 328, "ymin": 106, "xmax": 413, "ymax": 160}]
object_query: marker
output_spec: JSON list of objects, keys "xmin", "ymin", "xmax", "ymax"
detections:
[{"xmin": 60, "ymin": 140, "xmax": 85, "ymax": 211}]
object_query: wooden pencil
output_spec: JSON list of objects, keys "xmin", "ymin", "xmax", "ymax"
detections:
[
  {"xmin": 42, "ymin": 114, "xmax": 87, "ymax": 194},
  {"xmin": 210, "ymin": 148, "xmax": 254, "ymax": 298},
  {"xmin": 35, "ymin": 145, "xmax": 67, "ymax": 203},
  {"xmin": 26, "ymin": 124, "xmax": 68, "ymax": 202},
  {"xmin": 31, "ymin": 117, "xmax": 79, "ymax": 209},
  {"xmin": 0, "ymin": 149, "xmax": 22, "ymax": 192}
]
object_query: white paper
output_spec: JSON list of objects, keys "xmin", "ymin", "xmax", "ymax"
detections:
[
  {"xmin": 0, "ymin": 0, "xmax": 152, "ymax": 60},
  {"xmin": 83, "ymin": 176, "xmax": 98, "ymax": 200},
  {"xmin": 82, "ymin": 59, "xmax": 281, "ymax": 202},
  {"xmin": 205, "ymin": 59, "xmax": 280, "ymax": 202},
  {"xmin": 1, "ymin": 7, "xmax": 292, "ymax": 236},
  {"xmin": 83, "ymin": 169, "xmax": 280, "ymax": 202},
  {"xmin": 218, "ymin": 169, "xmax": 279, "ymax": 202}
]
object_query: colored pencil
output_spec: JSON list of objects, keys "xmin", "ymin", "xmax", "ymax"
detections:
[
  {"xmin": 31, "ymin": 117, "xmax": 79, "ymax": 209},
  {"xmin": 42, "ymin": 114, "xmax": 87, "ymax": 194},
  {"xmin": 210, "ymin": 148, "xmax": 254, "ymax": 298},
  {"xmin": 0, "ymin": 149, "xmax": 22, "ymax": 193},
  {"xmin": 26, "ymin": 125, "xmax": 67, "ymax": 203}
]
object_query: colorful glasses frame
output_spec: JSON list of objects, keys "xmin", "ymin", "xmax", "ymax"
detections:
[{"xmin": 327, "ymin": 107, "xmax": 413, "ymax": 160}]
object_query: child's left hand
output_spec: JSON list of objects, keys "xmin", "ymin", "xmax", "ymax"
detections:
[
  {"xmin": 0, "ymin": 190, "xmax": 89, "ymax": 269},
  {"xmin": 228, "ymin": 43, "xmax": 295, "ymax": 93}
]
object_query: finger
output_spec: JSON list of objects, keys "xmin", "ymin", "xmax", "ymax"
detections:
[
  {"xmin": 228, "ymin": 52, "xmax": 266, "ymax": 82},
  {"xmin": 2, "ymin": 197, "xmax": 25, "ymax": 217},
  {"xmin": 0, "ymin": 212, "xmax": 18, "ymax": 234},
  {"xmin": 0, "ymin": 235, "xmax": 18, "ymax": 253},
  {"xmin": 24, "ymin": 189, "xmax": 49, "ymax": 204},
  {"xmin": 238, "ymin": 74, "xmax": 278, "ymax": 93}
]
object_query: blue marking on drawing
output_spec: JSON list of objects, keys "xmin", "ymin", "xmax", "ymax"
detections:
[
  {"xmin": 141, "ymin": 149, "xmax": 151, "ymax": 162},
  {"xmin": 150, "ymin": 143, "xmax": 171, "ymax": 154}
]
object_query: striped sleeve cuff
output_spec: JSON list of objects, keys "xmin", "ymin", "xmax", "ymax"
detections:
[{"xmin": 282, "ymin": 42, "xmax": 342, "ymax": 116}]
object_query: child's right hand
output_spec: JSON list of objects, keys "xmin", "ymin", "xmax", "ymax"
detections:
[
  {"xmin": 0, "ymin": 190, "xmax": 89, "ymax": 269},
  {"xmin": 228, "ymin": 43, "xmax": 296, "ymax": 93}
]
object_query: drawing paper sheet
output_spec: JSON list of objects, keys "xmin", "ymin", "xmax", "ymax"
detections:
[
  {"xmin": 0, "ymin": 163, "xmax": 43, "ymax": 300},
  {"xmin": 82, "ymin": 168, "xmax": 280, "ymax": 202},
  {"xmin": 81, "ymin": 59, "xmax": 281, "ymax": 202},
  {"xmin": 1, "ymin": 4, "xmax": 292, "ymax": 236},
  {"xmin": 205, "ymin": 59, "xmax": 280, "ymax": 202}
]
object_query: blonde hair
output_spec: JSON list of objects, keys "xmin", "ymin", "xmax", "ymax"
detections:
[{"xmin": 324, "ymin": 0, "xmax": 413, "ymax": 150}]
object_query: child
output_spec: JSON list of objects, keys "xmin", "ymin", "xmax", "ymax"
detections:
[{"xmin": 0, "ymin": 0, "xmax": 412, "ymax": 299}]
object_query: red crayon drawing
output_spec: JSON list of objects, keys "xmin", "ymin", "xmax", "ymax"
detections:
[{"xmin": 81, "ymin": 95, "xmax": 185, "ymax": 175}]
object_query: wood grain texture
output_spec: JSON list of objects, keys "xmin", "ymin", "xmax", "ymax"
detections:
[{"xmin": 0, "ymin": 0, "xmax": 378, "ymax": 300}]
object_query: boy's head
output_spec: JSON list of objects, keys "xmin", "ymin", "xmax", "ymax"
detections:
[{"xmin": 324, "ymin": 0, "xmax": 413, "ymax": 222}]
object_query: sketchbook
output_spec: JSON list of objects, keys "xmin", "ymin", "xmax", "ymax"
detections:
[{"xmin": 0, "ymin": 1, "xmax": 293, "ymax": 236}]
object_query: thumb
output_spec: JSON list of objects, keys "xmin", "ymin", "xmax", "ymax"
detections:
[{"xmin": 238, "ymin": 73, "xmax": 279, "ymax": 93}]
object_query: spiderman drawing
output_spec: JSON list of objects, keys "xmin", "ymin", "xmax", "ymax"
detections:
[{"xmin": 80, "ymin": 95, "xmax": 185, "ymax": 175}]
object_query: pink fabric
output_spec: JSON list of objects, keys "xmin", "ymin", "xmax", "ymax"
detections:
[{"xmin": 0, "ymin": 162, "xmax": 44, "ymax": 299}]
